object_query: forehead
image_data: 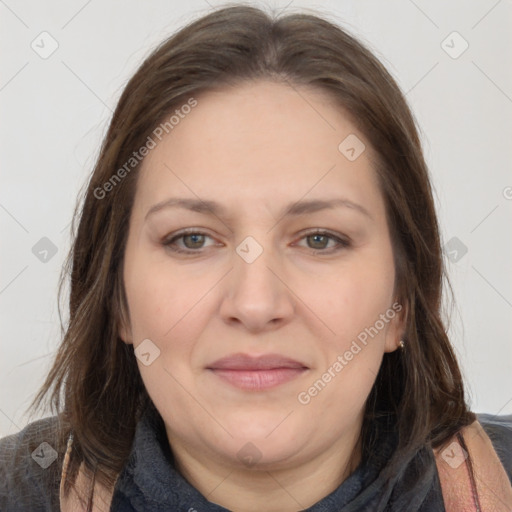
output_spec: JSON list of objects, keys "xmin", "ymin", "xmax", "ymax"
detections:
[{"xmin": 135, "ymin": 80, "xmax": 383, "ymax": 217}]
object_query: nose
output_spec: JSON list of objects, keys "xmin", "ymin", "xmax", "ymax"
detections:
[{"xmin": 218, "ymin": 240, "xmax": 295, "ymax": 333}]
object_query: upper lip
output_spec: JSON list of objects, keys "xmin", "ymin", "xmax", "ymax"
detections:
[{"xmin": 207, "ymin": 353, "xmax": 308, "ymax": 370}]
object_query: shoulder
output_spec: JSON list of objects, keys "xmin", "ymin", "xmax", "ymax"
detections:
[
  {"xmin": 476, "ymin": 412, "xmax": 512, "ymax": 482},
  {"xmin": 0, "ymin": 415, "xmax": 64, "ymax": 512}
]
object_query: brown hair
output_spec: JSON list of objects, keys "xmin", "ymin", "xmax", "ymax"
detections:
[{"xmin": 29, "ymin": 3, "xmax": 475, "ymax": 504}]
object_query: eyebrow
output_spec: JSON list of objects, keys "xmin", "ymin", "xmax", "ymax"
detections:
[{"xmin": 145, "ymin": 197, "xmax": 373, "ymax": 221}]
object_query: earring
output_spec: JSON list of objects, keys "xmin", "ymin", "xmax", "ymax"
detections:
[{"xmin": 399, "ymin": 340, "xmax": 405, "ymax": 349}]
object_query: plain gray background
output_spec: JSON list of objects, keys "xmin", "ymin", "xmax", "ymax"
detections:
[{"xmin": 1, "ymin": 0, "xmax": 511, "ymax": 437}]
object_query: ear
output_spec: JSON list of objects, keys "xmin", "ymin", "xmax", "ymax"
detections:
[{"xmin": 383, "ymin": 300, "xmax": 408, "ymax": 353}]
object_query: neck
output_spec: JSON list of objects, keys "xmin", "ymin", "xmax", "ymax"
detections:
[{"xmin": 167, "ymin": 424, "xmax": 363, "ymax": 512}]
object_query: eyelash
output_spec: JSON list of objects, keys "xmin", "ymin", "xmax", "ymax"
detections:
[{"xmin": 162, "ymin": 228, "xmax": 351, "ymax": 255}]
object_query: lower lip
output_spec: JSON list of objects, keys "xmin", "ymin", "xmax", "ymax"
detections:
[{"xmin": 209, "ymin": 368, "xmax": 307, "ymax": 390}]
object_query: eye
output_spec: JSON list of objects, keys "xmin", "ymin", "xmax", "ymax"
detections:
[
  {"xmin": 295, "ymin": 230, "xmax": 350, "ymax": 253},
  {"xmin": 162, "ymin": 229, "xmax": 350, "ymax": 255},
  {"xmin": 162, "ymin": 230, "xmax": 218, "ymax": 253}
]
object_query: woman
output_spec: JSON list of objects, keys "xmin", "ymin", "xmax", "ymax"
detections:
[{"xmin": 1, "ymin": 5, "xmax": 511, "ymax": 511}]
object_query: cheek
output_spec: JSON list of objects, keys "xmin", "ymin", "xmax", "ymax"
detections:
[
  {"xmin": 123, "ymin": 254, "xmax": 224, "ymax": 386},
  {"xmin": 313, "ymin": 257, "xmax": 395, "ymax": 347},
  {"xmin": 308, "ymin": 254, "xmax": 395, "ymax": 405},
  {"xmin": 298, "ymin": 276, "xmax": 393, "ymax": 418},
  {"xmin": 124, "ymin": 251, "xmax": 209, "ymax": 338},
  {"xmin": 124, "ymin": 261, "xmax": 215, "ymax": 406}
]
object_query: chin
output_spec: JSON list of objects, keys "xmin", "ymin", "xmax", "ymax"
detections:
[
  {"xmin": 223, "ymin": 437, "xmax": 305, "ymax": 470},
  {"xmin": 219, "ymin": 421, "xmax": 307, "ymax": 465},
  {"xmin": 224, "ymin": 409, "xmax": 296, "ymax": 439}
]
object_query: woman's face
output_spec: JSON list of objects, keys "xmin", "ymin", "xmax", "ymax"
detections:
[{"xmin": 120, "ymin": 81, "xmax": 403, "ymax": 471}]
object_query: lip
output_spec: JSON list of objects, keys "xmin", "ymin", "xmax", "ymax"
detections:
[
  {"xmin": 208, "ymin": 353, "xmax": 308, "ymax": 371},
  {"xmin": 206, "ymin": 353, "xmax": 308, "ymax": 391}
]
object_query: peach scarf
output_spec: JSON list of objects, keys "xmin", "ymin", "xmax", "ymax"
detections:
[{"xmin": 434, "ymin": 420, "xmax": 512, "ymax": 511}]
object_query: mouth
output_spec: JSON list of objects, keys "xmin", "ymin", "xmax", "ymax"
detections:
[{"xmin": 206, "ymin": 353, "xmax": 309, "ymax": 391}]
